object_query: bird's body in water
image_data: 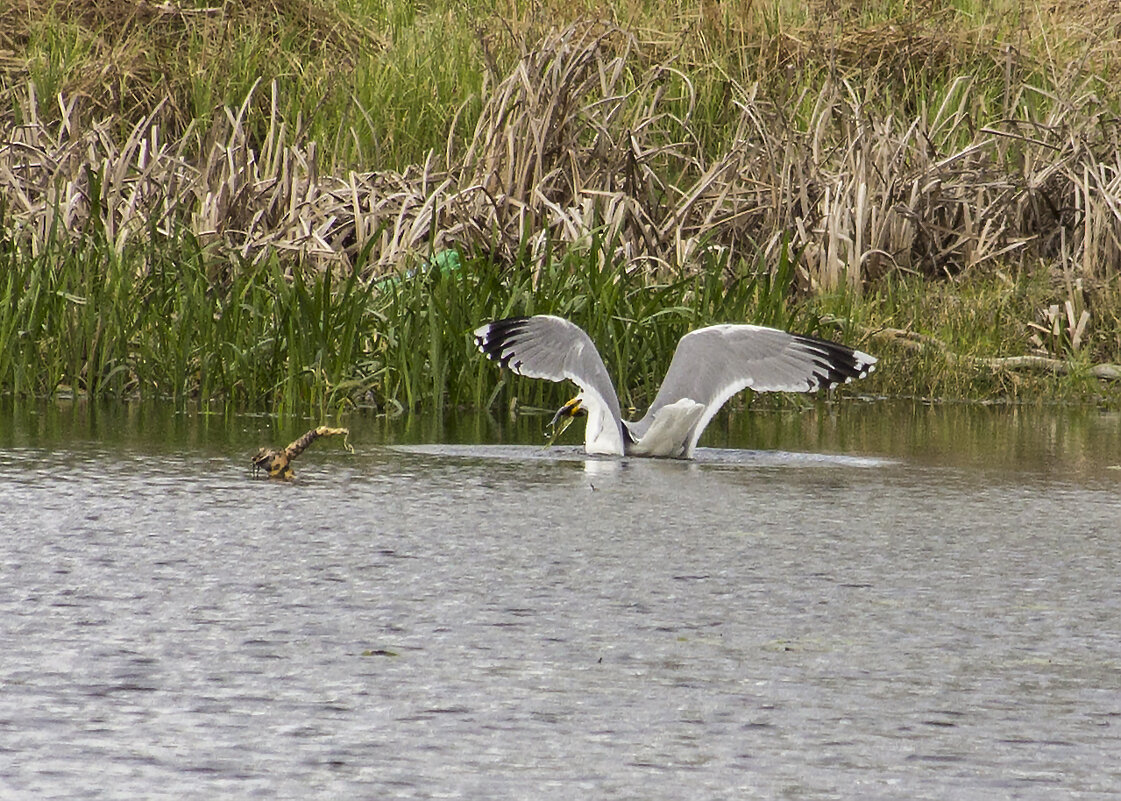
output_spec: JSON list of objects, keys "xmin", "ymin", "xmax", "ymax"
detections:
[{"xmin": 474, "ymin": 315, "xmax": 876, "ymax": 459}]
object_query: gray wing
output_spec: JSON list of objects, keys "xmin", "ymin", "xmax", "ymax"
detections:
[
  {"xmin": 631, "ymin": 324, "xmax": 876, "ymax": 439},
  {"xmin": 473, "ymin": 315, "xmax": 623, "ymax": 423}
]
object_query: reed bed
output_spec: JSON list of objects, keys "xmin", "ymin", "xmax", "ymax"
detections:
[
  {"xmin": 5, "ymin": 19, "xmax": 1121, "ymax": 287},
  {"xmin": 4, "ymin": 5, "xmax": 1121, "ymax": 410}
]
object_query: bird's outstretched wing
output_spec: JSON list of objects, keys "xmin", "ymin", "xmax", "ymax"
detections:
[
  {"xmin": 472, "ymin": 315, "xmax": 623, "ymax": 425},
  {"xmin": 631, "ymin": 324, "xmax": 876, "ymax": 444}
]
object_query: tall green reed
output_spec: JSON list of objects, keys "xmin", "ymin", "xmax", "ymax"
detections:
[
  {"xmin": 0, "ymin": 210, "xmax": 386, "ymax": 414},
  {"xmin": 1, "ymin": 203, "xmax": 857, "ymax": 416}
]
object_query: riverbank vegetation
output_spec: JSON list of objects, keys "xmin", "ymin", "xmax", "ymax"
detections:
[{"xmin": 3, "ymin": 0, "xmax": 1121, "ymax": 414}]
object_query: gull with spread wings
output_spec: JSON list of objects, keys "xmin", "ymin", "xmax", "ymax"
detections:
[{"xmin": 473, "ymin": 315, "xmax": 876, "ymax": 458}]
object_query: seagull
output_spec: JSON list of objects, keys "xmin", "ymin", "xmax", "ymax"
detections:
[{"xmin": 473, "ymin": 315, "xmax": 876, "ymax": 458}]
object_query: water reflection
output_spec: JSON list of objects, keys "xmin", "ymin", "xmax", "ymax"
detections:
[{"xmin": 2, "ymin": 398, "xmax": 1118, "ymax": 480}]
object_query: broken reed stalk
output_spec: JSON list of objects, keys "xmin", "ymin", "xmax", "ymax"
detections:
[{"xmin": 3, "ymin": 19, "xmax": 1121, "ymax": 291}]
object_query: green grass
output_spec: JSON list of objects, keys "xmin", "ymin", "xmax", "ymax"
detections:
[
  {"xmin": 7, "ymin": 0, "xmax": 1120, "ymax": 171},
  {"xmin": 7, "ymin": 0, "xmax": 484, "ymax": 170},
  {"xmin": 0, "ymin": 216, "xmax": 376, "ymax": 413}
]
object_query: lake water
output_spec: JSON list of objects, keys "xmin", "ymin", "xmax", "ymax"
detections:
[{"xmin": 1, "ymin": 400, "xmax": 1120, "ymax": 799}]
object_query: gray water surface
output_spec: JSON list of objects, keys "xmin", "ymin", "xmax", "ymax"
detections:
[{"xmin": 1, "ymin": 401, "xmax": 1120, "ymax": 799}]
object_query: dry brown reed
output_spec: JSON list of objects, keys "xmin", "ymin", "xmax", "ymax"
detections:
[{"xmin": 3, "ymin": 19, "xmax": 1121, "ymax": 291}]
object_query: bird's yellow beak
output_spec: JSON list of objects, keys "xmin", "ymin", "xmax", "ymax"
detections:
[{"xmin": 544, "ymin": 397, "xmax": 584, "ymax": 447}]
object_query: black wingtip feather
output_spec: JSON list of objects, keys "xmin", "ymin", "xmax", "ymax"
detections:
[
  {"xmin": 792, "ymin": 334, "xmax": 876, "ymax": 390},
  {"xmin": 474, "ymin": 316, "xmax": 531, "ymax": 369}
]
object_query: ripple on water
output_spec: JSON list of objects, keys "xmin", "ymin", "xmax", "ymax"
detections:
[{"xmin": 2, "ymin": 405, "xmax": 1121, "ymax": 799}]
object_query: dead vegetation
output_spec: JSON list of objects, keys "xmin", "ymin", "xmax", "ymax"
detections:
[{"xmin": 4, "ymin": 17, "xmax": 1121, "ymax": 298}]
